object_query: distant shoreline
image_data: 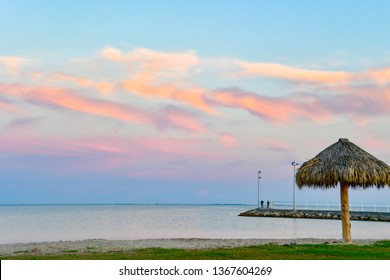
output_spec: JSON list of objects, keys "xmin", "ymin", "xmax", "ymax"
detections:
[
  {"xmin": 0, "ymin": 238, "xmax": 379, "ymax": 257},
  {"xmin": 0, "ymin": 203, "xmax": 254, "ymax": 207}
]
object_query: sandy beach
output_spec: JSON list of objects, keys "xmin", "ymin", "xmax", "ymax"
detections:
[{"xmin": 0, "ymin": 238, "xmax": 378, "ymax": 257}]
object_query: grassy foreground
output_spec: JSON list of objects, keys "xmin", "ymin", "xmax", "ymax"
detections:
[{"xmin": 2, "ymin": 240, "xmax": 390, "ymax": 260}]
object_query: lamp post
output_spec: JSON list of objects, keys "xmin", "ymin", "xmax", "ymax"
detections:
[
  {"xmin": 257, "ymin": 170, "xmax": 261, "ymax": 209},
  {"xmin": 291, "ymin": 162, "xmax": 299, "ymax": 212}
]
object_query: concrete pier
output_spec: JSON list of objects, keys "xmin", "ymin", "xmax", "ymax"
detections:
[{"xmin": 239, "ymin": 208, "xmax": 390, "ymax": 222}]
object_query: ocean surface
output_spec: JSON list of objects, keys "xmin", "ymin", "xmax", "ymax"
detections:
[{"xmin": 1, "ymin": 204, "xmax": 390, "ymax": 244}]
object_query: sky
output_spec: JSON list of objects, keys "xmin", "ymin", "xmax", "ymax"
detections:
[{"xmin": 1, "ymin": 0, "xmax": 390, "ymax": 205}]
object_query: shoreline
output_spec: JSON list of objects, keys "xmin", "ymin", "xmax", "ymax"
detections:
[{"xmin": 0, "ymin": 238, "xmax": 380, "ymax": 257}]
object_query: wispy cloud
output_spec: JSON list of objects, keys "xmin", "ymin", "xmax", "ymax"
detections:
[
  {"xmin": 209, "ymin": 83, "xmax": 390, "ymax": 123},
  {"xmin": 236, "ymin": 60, "xmax": 353, "ymax": 84},
  {"xmin": 101, "ymin": 47, "xmax": 215, "ymax": 113},
  {"xmin": 11, "ymin": 84, "xmax": 151, "ymax": 124},
  {"xmin": 95, "ymin": 81, "xmax": 115, "ymax": 94},
  {"xmin": 2, "ymin": 47, "xmax": 390, "ymax": 132},
  {"xmin": 362, "ymin": 67, "xmax": 390, "ymax": 85},
  {"xmin": 0, "ymin": 55, "xmax": 29, "ymax": 76},
  {"xmin": 50, "ymin": 72, "xmax": 94, "ymax": 87},
  {"xmin": 0, "ymin": 134, "xmax": 223, "ymax": 177},
  {"xmin": 50, "ymin": 72, "xmax": 115, "ymax": 94},
  {"xmin": 236, "ymin": 60, "xmax": 390, "ymax": 87},
  {"xmin": 101, "ymin": 47, "xmax": 199, "ymax": 78},
  {"xmin": 158, "ymin": 106, "xmax": 206, "ymax": 133},
  {"xmin": 4, "ymin": 117, "xmax": 43, "ymax": 131},
  {"xmin": 219, "ymin": 133, "xmax": 237, "ymax": 148},
  {"xmin": 123, "ymin": 78, "xmax": 214, "ymax": 113},
  {"xmin": 0, "ymin": 96, "xmax": 19, "ymax": 112},
  {"xmin": 2, "ymin": 47, "xmax": 390, "ymax": 182},
  {"xmin": 210, "ymin": 88, "xmax": 331, "ymax": 122},
  {"xmin": 0, "ymin": 83, "xmax": 206, "ymax": 133}
]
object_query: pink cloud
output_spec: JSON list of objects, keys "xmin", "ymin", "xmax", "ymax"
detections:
[
  {"xmin": 33, "ymin": 88, "xmax": 150, "ymax": 124},
  {"xmin": 0, "ymin": 137, "xmax": 43, "ymax": 156},
  {"xmin": 315, "ymin": 85, "xmax": 390, "ymax": 119},
  {"xmin": 0, "ymin": 96, "xmax": 19, "ymax": 113},
  {"xmin": 236, "ymin": 60, "xmax": 353, "ymax": 84},
  {"xmin": 137, "ymin": 137, "xmax": 220, "ymax": 159},
  {"xmin": 210, "ymin": 88, "xmax": 332, "ymax": 123},
  {"xmin": 0, "ymin": 83, "xmax": 148, "ymax": 124},
  {"xmin": 0, "ymin": 83, "xmax": 207, "ymax": 133},
  {"xmin": 163, "ymin": 110, "xmax": 205, "ymax": 133},
  {"xmin": 95, "ymin": 81, "xmax": 115, "ymax": 94},
  {"xmin": 101, "ymin": 47, "xmax": 199, "ymax": 78},
  {"xmin": 156, "ymin": 106, "xmax": 206, "ymax": 133},
  {"xmin": 360, "ymin": 138, "xmax": 390, "ymax": 154},
  {"xmin": 50, "ymin": 73, "xmax": 115, "ymax": 94},
  {"xmin": 123, "ymin": 78, "xmax": 214, "ymax": 113},
  {"xmin": 62, "ymin": 47, "xmax": 390, "ymax": 124},
  {"xmin": 0, "ymin": 135, "xmax": 143, "ymax": 174},
  {"xmin": 0, "ymin": 134, "xmax": 224, "ymax": 177},
  {"xmin": 219, "ymin": 133, "xmax": 237, "ymax": 148},
  {"xmin": 3, "ymin": 47, "xmax": 390, "ymax": 135},
  {"xmin": 209, "ymin": 83, "xmax": 390, "ymax": 123},
  {"xmin": 100, "ymin": 47, "xmax": 124, "ymax": 62},
  {"xmin": 0, "ymin": 55, "xmax": 29, "ymax": 76},
  {"xmin": 51, "ymin": 72, "xmax": 94, "ymax": 87},
  {"xmin": 363, "ymin": 67, "xmax": 390, "ymax": 85},
  {"xmin": 236, "ymin": 60, "xmax": 390, "ymax": 88},
  {"xmin": 4, "ymin": 117, "xmax": 42, "ymax": 135},
  {"xmin": 0, "ymin": 135, "xmax": 171, "ymax": 161},
  {"xmin": 102, "ymin": 47, "xmax": 214, "ymax": 113}
]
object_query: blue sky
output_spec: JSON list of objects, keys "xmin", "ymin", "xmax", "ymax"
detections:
[{"xmin": 1, "ymin": 0, "xmax": 390, "ymax": 204}]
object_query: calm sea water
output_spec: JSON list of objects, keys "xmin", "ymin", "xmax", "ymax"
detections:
[{"xmin": 1, "ymin": 204, "xmax": 390, "ymax": 244}]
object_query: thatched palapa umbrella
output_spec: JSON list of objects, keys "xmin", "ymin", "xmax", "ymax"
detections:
[{"xmin": 296, "ymin": 138, "xmax": 390, "ymax": 243}]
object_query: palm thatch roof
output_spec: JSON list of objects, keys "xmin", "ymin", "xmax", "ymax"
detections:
[{"xmin": 296, "ymin": 138, "xmax": 390, "ymax": 189}]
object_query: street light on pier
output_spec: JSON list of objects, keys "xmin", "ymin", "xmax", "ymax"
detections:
[
  {"xmin": 291, "ymin": 162, "xmax": 299, "ymax": 212},
  {"xmin": 257, "ymin": 170, "xmax": 261, "ymax": 209}
]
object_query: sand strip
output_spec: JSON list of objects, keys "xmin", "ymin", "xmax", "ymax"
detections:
[{"xmin": 0, "ymin": 238, "xmax": 378, "ymax": 257}]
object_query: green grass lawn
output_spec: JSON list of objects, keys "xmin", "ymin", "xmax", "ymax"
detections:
[{"xmin": 2, "ymin": 240, "xmax": 390, "ymax": 260}]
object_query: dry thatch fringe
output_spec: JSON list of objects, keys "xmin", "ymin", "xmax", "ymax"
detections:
[{"xmin": 296, "ymin": 138, "xmax": 390, "ymax": 189}]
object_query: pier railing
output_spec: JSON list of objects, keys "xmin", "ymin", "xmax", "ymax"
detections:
[{"xmin": 271, "ymin": 201, "xmax": 390, "ymax": 213}]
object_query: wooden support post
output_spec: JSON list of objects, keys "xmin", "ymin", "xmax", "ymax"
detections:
[{"xmin": 340, "ymin": 182, "xmax": 352, "ymax": 243}]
